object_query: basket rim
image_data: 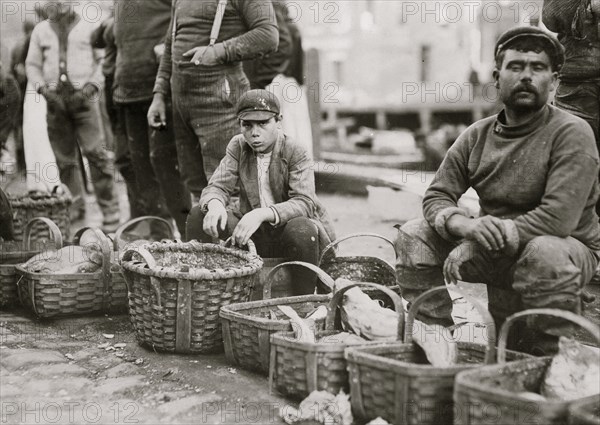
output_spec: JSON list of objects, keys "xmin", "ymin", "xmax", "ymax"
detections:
[
  {"xmin": 345, "ymin": 341, "xmax": 522, "ymax": 375},
  {"xmin": 452, "ymin": 356, "xmax": 574, "ymax": 406},
  {"xmin": 219, "ymin": 294, "xmax": 331, "ymax": 329},
  {"xmin": 14, "ymin": 264, "xmax": 105, "ymax": 279},
  {"xmin": 121, "ymin": 240, "xmax": 263, "ymax": 279},
  {"xmin": 270, "ymin": 329, "xmax": 386, "ymax": 352}
]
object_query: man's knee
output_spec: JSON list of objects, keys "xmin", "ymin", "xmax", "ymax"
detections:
[
  {"xmin": 517, "ymin": 236, "xmax": 572, "ymax": 273},
  {"xmin": 394, "ymin": 219, "xmax": 443, "ymax": 269},
  {"xmin": 185, "ymin": 205, "xmax": 206, "ymax": 241}
]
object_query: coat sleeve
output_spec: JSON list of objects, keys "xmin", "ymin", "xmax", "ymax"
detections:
[
  {"xmin": 271, "ymin": 144, "xmax": 317, "ymax": 224},
  {"xmin": 25, "ymin": 24, "xmax": 46, "ymax": 90},
  {"xmin": 422, "ymin": 130, "xmax": 472, "ymax": 241},
  {"xmin": 153, "ymin": 2, "xmax": 174, "ymax": 95},
  {"xmin": 199, "ymin": 138, "xmax": 241, "ymax": 209},
  {"xmin": 511, "ymin": 122, "xmax": 599, "ymax": 247},
  {"xmin": 220, "ymin": 0, "xmax": 279, "ymax": 63}
]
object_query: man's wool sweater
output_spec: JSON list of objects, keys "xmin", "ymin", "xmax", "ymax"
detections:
[{"xmin": 424, "ymin": 105, "xmax": 600, "ymax": 250}]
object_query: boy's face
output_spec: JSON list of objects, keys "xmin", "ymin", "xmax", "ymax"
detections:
[{"xmin": 240, "ymin": 116, "xmax": 280, "ymax": 154}]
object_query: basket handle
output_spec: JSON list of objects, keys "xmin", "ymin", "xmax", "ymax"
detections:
[
  {"xmin": 497, "ymin": 308, "xmax": 600, "ymax": 363},
  {"xmin": 319, "ymin": 232, "xmax": 395, "ymax": 265},
  {"xmin": 405, "ymin": 286, "xmax": 497, "ymax": 364},
  {"xmin": 263, "ymin": 261, "xmax": 334, "ymax": 300},
  {"xmin": 112, "ymin": 216, "xmax": 176, "ymax": 251},
  {"xmin": 22, "ymin": 217, "xmax": 63, "ymax": 251},
  {"xmin": 325, "ymin": 281, "xmax": 404, "ymax": 339},
  {"xmin": 121, "ymin": 247, "xmax": 162, "ymax": 307},
  {"xmin": 73, "ymin": 227, "xmax": 113, "ymax": 309},
  {"xmin": 223, "ymin": 237, "xmax": 257, "ymax": 256},
  {"xmin": 50, "ymin": 183, "xmax": 72, "ymax": 197}
]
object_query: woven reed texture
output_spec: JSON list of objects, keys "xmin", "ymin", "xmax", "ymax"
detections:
[
  {"xmin": 454, "ymin": 309, "xmax": 600, "ymax": 425},
  {"xmin": 8, "ymin": 190, "xmax": 72, "ymax": 244},
  {"xmin": 15, "ymin": 228, "xmax": 125, "ymax": 318},
  {"xmin": 1, "ymin": 218, "xmax": 64, "ymax": 309},
  {"xmin": 220, "ymin": 295, "xmax": 329, "ymax": 374},
  {"xmin": 0, "ymin": 251, "xmax": 37, "ymax": 307},
  {"xmin": 569, "ymin": 395, "xmax": 600, "ymax": 425},
  {"xmin": 269, "ymin": 281, "xmax": 405, "ymax": 401},
  {"xmin": 122, "ymin": 240, "xmax": 262, "ymax": 354},
  {"xmin": 319, "ymin": 233, "xmax": 399, "ymax": 302},
  {"xmin": 270, "ymin": 330, "xmax": 364, "ymax": 400},
  {"xmin": 346, "ymin": 343, "xmax": 527, "ymax": 425},
  {"xmin": 220, "ymin": 261, "xmax": 335, "ymax": 374}
]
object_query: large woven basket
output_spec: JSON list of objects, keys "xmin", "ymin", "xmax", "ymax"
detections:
[
  {"xmin": 454, "ymin": 309, "xmax": 600, "ymax": 425},
  {"xmin": 569, "ymin": 395, "xmax": 600, "ymax": 425},
  {"xmin": 121, "ymin": 240, "xmax": 263, "ymax": 354},
  {"xmin": 0, "ymin": 218, "xmax": 63, "ymax": 308},
  {"xmin": 15, "ymin": 227, "xmax": 122, "ymax": 318},
  {"xmin": 220, "ymin": 261, "xmax": 334, "ymax": 375},
  {"xmin": 319, "ymin": 233, "xmax": 399, "ymax": 302},
  {"xmin": 269, "ymin": 282, "xmax": 404, "ymax": 400},
  {"xmin": 8, "ymin": 185, "xmax": 72, "ymax": 244},
  {"xmin": 345, "ymin": 286, "xmax": 528, "ymax": 425}
]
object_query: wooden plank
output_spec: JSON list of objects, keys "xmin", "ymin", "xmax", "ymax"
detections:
[
  {"xmin": 347, "ymin": 360, "xmax": 366, "ymax": 419},
  {"xmin": 221, "ymin": 319, "xmax": 235, "ymax": 365},
  {"xmin": 306, "ymin": 48, "xmax": 321, "ymax": 160},
  {"xmin": 175, "ymin": 279, "xmax": 192, "ymax": 352},
  {"xmin": 305, "ymin": 352, "xmax": 318, "ymax": 393},
  {"xmin": 257, "ymin": 329, "xmax": 271, "ymax": 372}
]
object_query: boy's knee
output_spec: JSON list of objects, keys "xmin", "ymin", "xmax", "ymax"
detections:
[
  {"xmin": 185, "ymin": 205, "xmax": 206, "ymax": 241},
  {"xmin": 285, "ymin": 217, "xmax": 318, "ymax": 237}
]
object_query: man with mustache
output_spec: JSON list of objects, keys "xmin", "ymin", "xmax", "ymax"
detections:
[{"xmin": 394, "ymin": 26, "xmax": 600, "ymax": 355}]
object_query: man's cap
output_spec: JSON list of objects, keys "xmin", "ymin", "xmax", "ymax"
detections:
[
  {"xmin": 495, "ymin": 26, "xmax": 565, "ymax": 71},
  {"xmin": 236, "ymin": 89, "xmax": 280, "ymax": 121}
]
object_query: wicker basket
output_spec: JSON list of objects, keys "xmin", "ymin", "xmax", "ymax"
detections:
[
  {"xmin": 320, "ymin": 233, "xmax": 399, "ymax": 303},
  {"xmin": 0, "ymin": 218, "xmax": 63, "ymax": 308},
  {"xmin": 269, "ymin": 282, "xmax": 404, "ymax": 400},
  {"xmin": 345, "ymin": 286, "xmax": 529, "ymax": 425},
  {"xmin": 8, "ymin": 185, "xmax": 72, "ymax": 244},
  {"xmin": 454, "ymin": 309, "xmax": 600, "ymax": 425},
  {"xmin": 569, "ymin": 395, "xmax": 600, "ymax": 425},
  {"xmin": 220, "ymin": 261, "xmax": 334, "ymax": 375},
  {"xmin": 15, "ymin": 227, "xmax": 124, "ymax": 318},
  {"xmin": 121, "ymin": 240, "xmax": 263, "ymax": 354}
]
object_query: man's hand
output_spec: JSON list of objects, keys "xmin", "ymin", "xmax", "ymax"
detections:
[
  {"xmin": 447, "ymin": 215, "xmax": 507, "ymax": 252},
  {"xmin": 443, "ymin": 240, "xmax": 477, "ymax": 284},
  {"xmin": 231, "ymin": 208, "xmax": 274, "ymax": 247},
  {"xmin": 203, "ymin": 199, "xmax": 228, "ymax": 238},
  {"xmin": 147, "ymin": 94, "xmax": 167, "ymax": 129},
  {"xmin": 182, "ymin": 45, "xmax": 220, "ymax": 66}
]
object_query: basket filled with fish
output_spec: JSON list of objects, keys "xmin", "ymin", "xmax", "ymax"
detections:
[
  {"xmin": 345, "ymin": 286, "xmax": 530, "ymax": 425},
  {"xmin": 269, "ymin": 281, "xmax": 404, "ymax": 400},
  {"xmin": 219, "ymin": 261, "xmax": 334, "ymax": 375},
  {"xmin": 121, "ymin": 239, "xmax": 263, "ymax": 354},
  {"xmin": 15, "ymin": 227, "xmax": 119, "ymax": 318},
  {"xmin": 454, "ymin": 308, "xmax": 600, "ymax": 425}
]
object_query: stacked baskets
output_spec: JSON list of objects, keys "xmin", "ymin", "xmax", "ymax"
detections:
[
  {"xmin": 454, "ymin": 309, "xmax": 600, "ymax": 425},
  {"xmin": 8, "ymin": 185, "xmax": 72, "ymax": 244},
  {"xmin": 0, "ymin": 218, "xmax": 62, "ymax": 308},
  {"xmin": 220, "ymin": 261, "xmax": 334, "ymax": 374},
  {"xmin": 15, "ymin": 227, "xmax": 125, "ymax": 318},
  {"xmin": 269, "ymin": 281, "xmax": 405, "ymax": 400},
  {"xmin": 345, "ymin": 286, "xmax": 530, "ymax": 425},
  {"xmin": 121, "ymin": 240, "xmax": 263, "ymax": 353}
]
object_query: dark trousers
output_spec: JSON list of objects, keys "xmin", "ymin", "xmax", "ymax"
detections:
[
  {"xmin": 186, "ymin": 206, "xmax": 321, "ymax": 295},
  {"xmin": 119, "ymin": 100, "xmax": 191, "ymax": 234},
  {"xmin": 171, "ymin": 62, "xmax": 250, "ymax": 201},
  {"xmin": 395, "ymin": 219, "xmax": 598, "ymax": 348},
  {"xmin": 45, "ymin": 87, "xmax": 119, "ymax": 222}
]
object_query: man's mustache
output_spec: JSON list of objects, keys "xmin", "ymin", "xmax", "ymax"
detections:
[{"xmin": 512, "ymin": 84, "xmax": 538, "ymax": 95}]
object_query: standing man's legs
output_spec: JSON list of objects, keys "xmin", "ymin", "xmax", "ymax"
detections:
[
  {"xmin": 45, "ymin": 91, "xmax": 86, "ymax": 217},
  {"xmin": 70, "ymin": 92, "xmax": 119, "ymax": 228}
]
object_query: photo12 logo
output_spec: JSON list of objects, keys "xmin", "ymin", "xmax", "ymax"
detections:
[{"xmin": 1, "ymin": 401, "xmax": 139, "ymax": 424}]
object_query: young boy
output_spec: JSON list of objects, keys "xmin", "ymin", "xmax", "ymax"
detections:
[{"xmin": 186, "ymin": 89, "xmax": 336, "ymax": 295}]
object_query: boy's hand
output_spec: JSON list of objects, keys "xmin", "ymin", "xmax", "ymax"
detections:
[
  {"xmin": 203, "ymin": 199, "xmax": 227, "ymax": 238},
  {"xmin": 232, "ymin": 208, "xmax": 273, "ymax": 247},
  {"xmin": 147, "ymin": 94, "xmax": 167, "ymax": 129}
]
